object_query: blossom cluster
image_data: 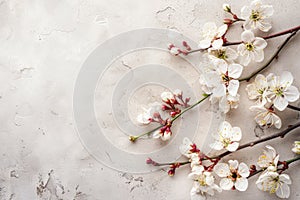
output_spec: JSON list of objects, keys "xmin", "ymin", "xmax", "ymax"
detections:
[
  {"xmin": 136, "ymin": 89, "xmax": 190, "ymax": 141},
  {"xmin": 246, "ymin": 72, "xmax": 299, "ymax": 129},
  {"xmin": 177, "ymin": 121, "xmax": 250, "ymax": 199},
  {"xmin": 176, "ymin": 136, "xmax": 297, "ymax": 199},
  {"xmin": 256, "ymin": 146, "xmax": 291, "ymax": 198},
  {"xmin": 198, "ymin": 0, "xmax": 273, "ymax": 113},
  {"xmin": 179, "ymin": 138, "xmax": 250, "ymax": 199},
  {"xmin": 136, "ymin": 1, "xmax": 300, "ymax": 199}
]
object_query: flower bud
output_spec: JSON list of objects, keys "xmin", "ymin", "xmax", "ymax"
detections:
[
  {"xmin": 292, "ymin": 141, "xmax": 300, "ymax": 154},
  {"xmin": 223, "ymin": 3, "xmax": 231, "ymax": 12},
  {"xmin": 223, "ymin": 18, "xmax": 233, "ymax": 25},
  {"xmin": 168, "ymin": 169, "xmax": 175, "ymax": 176}
]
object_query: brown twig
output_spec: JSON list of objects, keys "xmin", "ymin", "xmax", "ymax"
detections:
[
  {"xmin": 215, "ymin": 121, "xmax": 300, "ymax": 159},
  {"xmin": 186, "ymin": 25, "xmax": 300, "ymax": 55}
]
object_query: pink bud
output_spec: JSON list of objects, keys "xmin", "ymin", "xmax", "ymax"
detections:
[
  {"xmin": 170, "ymin": 111, "xmax": 177, "ymax": 117},
  {"xmin": 168, "ymin": 43, "xmax": 175, "ymax": 50},
  {"xmin": 168, "ymin": 169, "xmax": 175, "ymax": 176},
  {"xmin": 146, "ymin": 158, "xmax": 153, "ymax": 164},
  {"xmin": 223, "ymin": 18, "xmax": 233, "ymax": 25}
]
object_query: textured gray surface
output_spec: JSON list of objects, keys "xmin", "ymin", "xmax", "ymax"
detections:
[{"xmin": 0, "ymin": 0, "xmax": 299, "ymax": 199}]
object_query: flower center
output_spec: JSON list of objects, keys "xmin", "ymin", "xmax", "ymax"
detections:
[
  {"xmin": 257, "ymin": 89, "xmax": 264, "ymax": 94},
  {"xmin": 269, "ymin": 179, "xmax": 280, "ymax": 194},
  {"xmin": 246, "ymin": 42, "xmax": 255, "ymax": 51},
  {"xmin": 221, "ymin": 73, "xmax": 230, "ymax": 83},
  {"xmin": 197, "ymin": 175, "xmax": 207, "ymax": 186},
  {"xmin": 222, "ymin": 137, "xmax": 231, "ymax": 147},
  {"xmin": 250, "ymin": 10, "xmax": 261, "ymax": 21},
  {"xmin": 274, "ymin": 87, "xmax": 284, "ymax": 97},
  {"xmin": 213, "ymin": 49, "xmax": 228, "ymax": 60},
  {"xmin": 229, "ymin": 168, "xmax": 240, "ymax": 181}
]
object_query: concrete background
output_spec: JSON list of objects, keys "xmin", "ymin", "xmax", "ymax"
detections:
[{"xmin": 0, "ymin": 0, "xmax": 299, "ymax": 199}]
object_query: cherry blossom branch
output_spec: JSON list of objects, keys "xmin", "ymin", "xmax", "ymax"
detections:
[
  {"xmin": 248, "ymin": 156, "xmax": 300, "ymax": 179},
  {"xmin": 239, "ymin": 30, "xmax": 298, "ymax": 82},
  {"xmin": 185, "ymin": 25, "xmax": 300, "ymax": 55},
  {"xmin": 146, "ymin": 121, "xmax": 300, "ymax": 173},
  {"xmin": 129, "ymin": 94, "xmax": 211, "ymax": 142},
  {"xmin": 215, "ymin": 121, "xmax": 300, "ymax": 159},
  {"xmin": 287, "ymin": 104, "xmax": 300, "ymax": 112}
]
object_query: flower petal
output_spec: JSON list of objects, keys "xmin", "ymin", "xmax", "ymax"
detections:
[
  {"xmin": 253, "ymin": 38, "xmax": 267, "ymax": 50},
  {"xmin": 228, "ymin": 63, "xmax": 243, "ymax": 79},
  {"xmin": 210, "ymin": 141, "xmax": 224, "ymax": 150},
  {"xmin": 239, "ymin": 51, "xmax": 251, "ymax": 66},
  {"xmin": 152, "ymin": 130, "xmax": 161, "ymax": 138},
  {"xmin": 219, "ymin": 178, "xmax": 234, "ymax": 190},
  {"xmin": 240, "ymin": 6, "xmax": 251, "ymax": 19},
  {"xmin": 219, "ymin": 121, "xmax": 232, "ymax": 136},
  {"xmin": 273, "ymin": 114, "xmax": 282, "ymax": 129},
  {"xmin": 273, "ymin": 96, "xmax": 288, "ymax": 111},
  {"xmin": 230, "ymin": 127, "xmax": 242, "ymax": 141},
  {"xmin": 261, "ymin": 5, "xmax": 274, "ymax": 17},
  {"xmin": 212, "ymin": 83, "xmax": 226, "ymax": 97},
  {"xmin": 179, "ymin": 137, "xmax": 193, "ymax": 156},
  {"xmin": 228, "ymin": 80, "xmax": 240, "ymax": 96},
  {"xmin": 279, "ymin": 174, "xmax": 291, "ymax": 184},
  {"xmin": 257, "ymin": 20, "xmax": 272, "ymax": 32},
  {"xmin": 212, "ymin": 39, "xmax": 223, "ymax": 49},
  {"xmin": 225, "ymin": 47, "xmax": 238, "ymax": 61},
  {"xmin": 243, "ymin": 19, "xmax": 254, "ymax": 31},
  {"xmin": 280, "ymin": 71, "xmax": 293, "ymax": 88},
  {"xmin": 284, "ymin": 85, "xmax": 299, "ymax": 102},
  {"xmin": 226, "ymin": 142, "xmax": 239, "ymax": 152},
  {"xmin": 276, "ymin": 183, "xmax": 290, "ymax": 199},
  {"xmin": 190, "ymin": 186, "xmax": 206, "ymax": 200},
  {"xmin": 253, "ymin": 49, "xmax": 264, "ymax": 62},
  {"xmin": 214, "ymin": 163, "xmax": 230, "ymax": 177},
  {"xmin": 161, "ymin": 132, "xmax": 171, "ymax": 141},
  {"xmin": 241, "ymin": 30, "xmax": 255, "ymax": 42},
  {"xmin": 199, "ymin": 39, "xmax": 212, "ymax": 49},
  {"xmin": 238, "ymin": 162, "xmax": 250, "ymax": 177},
  {"xmin": 228, "ymin": 160, "xmax": 239, "ymax": 169},
  {"xmin": 235, "ymin": 177, "xmax": 248, "ymax": 191},
  {"xmin": 265, "ymin": 145, "xmax": 277, "ymax": 158},
  {"xmin": 217, "ymin": 24, "xmax": 228, "ymax": 37}
]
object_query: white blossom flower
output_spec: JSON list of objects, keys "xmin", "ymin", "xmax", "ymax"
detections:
[
  {"xmin": 219, "ymin": 94, "xmax": 240, "ymax": 113},
  {"xmin": 257, "ymin": 145, "xmax": 279, "ymax": 171},
  {"xmin": 266, "ymin": 71, "xmax": 300, "ymax": 111},
  {"xmin": 152, "ymin": 128, "xmax": 171, "ymax": 141},
  {"xmin": 136, "ymin": 103, "xmax": 163, "ymax": 125},
  {"xmin": 169, "ymin": 46, "xmax": 180, "ymax": 56},
  {"xmin": 136, "ymin": 107, "xmax": 153, "ymax": 125},
  {"xmin": 246, "ymin": 74, "xmax": 269, "ymax": 105},
  {"xmin": 189, "ymin": 166, "xmax": 222, "ymax": 199},
  {"xmin": 208, "ymin": 47, "xmax": 238, "ymax": 62},
  {"xmin": 250, "ymin": 104, "xmax": 282, "ymax": 129},
  {"xmin": 190, "ymin": 153, "xmax": 201, "ymax": 169},
  {"xmin": 199, "ymin": 22, "xmax": 228, "ymax": 49},
  {"xmin": 241, "ymin": 0, "xmax": 274, "ymax": 32},
  {"xmin": 179, "ymin": 137, "xmax": 199, "ymax": 158},
  {"xmin": 292, "ymin": 141, "xmax": 300, "ymax": 154},
  {"xmin": 237, "ymin": 30, "xmax": 267, "ymax": 66},
  {"xmin": 214, "ymin": 160, "xmax": 250, "ymax": 191},
  {"xmin": 204, "ymin": 60, "xmax": 243, "ymax": 97},
  {"xmin": 256, "ymin": 171, "xmax": 291, "ymax": 199},
  {"xmin": 210, "ymin": 121, "xmax": 242, "ymax": 152},
  {"xmin": 161, "ymin": 91, "xmax": 176, "ymax": 103}
]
